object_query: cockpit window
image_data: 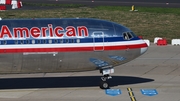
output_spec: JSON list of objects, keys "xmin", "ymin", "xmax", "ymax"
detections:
[
  {"xmin": 123, "ymin": 32, "xmax": 134, "ymax": 40},
  {"xmin": 130, "ymin": 32, "xmax": 137, "ymax": 38},
  {"xmin": 127, "ymin": 32, "xmax": 133, "ymax": 39},
  {"xmin": 123, "ymin": 33, "xmax": 129, "ymax": 40}
]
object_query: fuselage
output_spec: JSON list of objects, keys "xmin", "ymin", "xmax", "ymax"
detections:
[{"xmin": 0, "ymin": 18, "xmax": 148, "ymax": 74}]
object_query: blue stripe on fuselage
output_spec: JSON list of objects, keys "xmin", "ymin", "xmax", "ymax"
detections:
[{"xmin": 0, "ymin": 37, "xmax": 140, "ymax": 45}]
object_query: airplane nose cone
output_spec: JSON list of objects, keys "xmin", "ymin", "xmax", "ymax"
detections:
[{"xmin": 141, "ymin": 47, "xmax": 148, "ymax": 54}]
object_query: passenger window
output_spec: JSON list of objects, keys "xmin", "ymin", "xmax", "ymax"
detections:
[
  {"xmin": 76, "ymin": 39, "xmax": 80, "ymax": 43},
  {"xmin": 1, "ymin": 41, "xmax": 7, "ymax": 45},
  {"xmin": 32, "ymin": 40, "xmax": 35, "ymax": 44},
  {"xmin": 4, "ymin": 41, "xmax": 7, "ymax": 45},
  {"xmin": 14, "ymin": 40, "xmax": 18, "ymax": 44},
  {"xmin": 69, "ymin": 39, "xmax": 74, "ymax": 43},
  {"xmin": 37, "ymin": 40, "xmax": 41, "ymax": 44},
  {"xmin": 26, "ymin": 40, "xmax": 30, "ymax": 44},
  {"xmin": 60, "ymin": 39, "xmax": 63, "ymax": 43},
  {"xmin": 49, "ymin": 39, "xmax": 52, "ymax": 44},
  {"xmin": 42, "ymin": 40, "xmax": 46, "ymax": 44},
  {"xmin": 20, "ymin": 40, "xmax": 24, "ymax": 44},
  {"xmin": 72, "ymin": 39, "xmax": 75, "ymax": 43},
  {"xmin": 54, "ymin": 39, "xmax": 58, "ymax": 43},
  {"xmin": 65, "ymin": 39, "xmax": 69, "ymax": 43}
]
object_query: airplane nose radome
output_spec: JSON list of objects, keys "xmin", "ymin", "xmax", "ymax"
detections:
[{"xmin": 141, "ymin": 47, "xmax": 148, "ymax": 54}]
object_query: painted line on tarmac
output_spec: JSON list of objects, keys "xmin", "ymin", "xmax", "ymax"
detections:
[{"xmin": 127, "ymin": 88, "xmax": 136, "ymax": 101}]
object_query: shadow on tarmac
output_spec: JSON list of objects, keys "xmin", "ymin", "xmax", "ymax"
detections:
[{"xmin": 0, "ymin": 76, "xmax": 154, "ymax": 89}]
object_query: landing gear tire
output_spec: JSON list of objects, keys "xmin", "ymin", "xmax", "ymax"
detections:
[
  {"xmin": 99, "ymin": 67, "xmax": 114, "ymax": 89},
  {"xmin": 100, "ymin": 81, "xmax": 109, "ymax": 89}
]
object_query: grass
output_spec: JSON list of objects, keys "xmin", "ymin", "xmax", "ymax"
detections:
[
  {"xmin": 23, "ymin": 2, "xmax": 86, "ymax": 8},
  {"xmin": 0, "ymin": 4, "xmax": 180, "ymax": 43},
  {"xmin": 95, "ymin": 6, "xmax": 180, "ymax": 15}
]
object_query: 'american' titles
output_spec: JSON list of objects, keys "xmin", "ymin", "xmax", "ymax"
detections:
[{"xmin": 0, "ymin": 24, "xmax": 89, "ymax": 38}]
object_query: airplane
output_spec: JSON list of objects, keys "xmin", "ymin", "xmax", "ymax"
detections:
[{"xmin": 0, "ymin": 18, "xmax": 148, "ymax": 89}]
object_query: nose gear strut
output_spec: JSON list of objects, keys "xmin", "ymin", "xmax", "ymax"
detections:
[{"xmin": 99, "ymin": 66, "xmax": 114, "ymax": 89}]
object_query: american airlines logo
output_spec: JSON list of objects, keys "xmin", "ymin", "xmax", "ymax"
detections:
[{"xmin": 0, "ymin": 24, "xmax": 89, "ymax": 38}]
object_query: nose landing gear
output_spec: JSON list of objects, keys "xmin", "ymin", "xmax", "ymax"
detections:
[{"xmin": 99, "ymin": 66, "xmax": 114, "ymax": 89}]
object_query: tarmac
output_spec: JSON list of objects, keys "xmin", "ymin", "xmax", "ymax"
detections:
[
  {"xmin": 22, "ymin": 0, "xmax": 180, "ymax": 8},
  {"xmin": 1, "ymin": 0, "xmax": 180, "ymax": 101},
  {"xmin": 0, "ymin": 44, "xmax": 180, "ymax": 101}
]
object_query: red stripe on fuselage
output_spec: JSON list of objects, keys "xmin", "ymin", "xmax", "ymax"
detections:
[{"xmin": 0, "ymin": 43, "xmax": 147, "ymax": 53}]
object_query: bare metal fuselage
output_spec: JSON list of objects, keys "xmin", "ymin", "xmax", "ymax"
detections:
[
  {"xmin": 0, "ymin": 49, "xmax": 140, "ymax": 74},
  {"xmin": 0, "ymin": 18, "xmax": 147, "ymax": 74}
]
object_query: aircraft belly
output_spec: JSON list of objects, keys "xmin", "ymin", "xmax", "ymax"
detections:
[
  {"xmin": 21, "ymin": 54, "xmax": 58, "ymax": 73},
  {"xmin": 0, "ymin": 48, "xmax": 141, "ymax": 74},
  {"xmin": 12, "ymin": 54, "xmax": 22, "ymax": 73},
  {"xmin": 0, "ymin": 54, "xmax": 14, "ymax": 73}
]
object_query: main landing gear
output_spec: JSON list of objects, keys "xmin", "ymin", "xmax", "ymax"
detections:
[{"xmin": 99, "ymin": 66, "xmax": 114, "ymax": 89}]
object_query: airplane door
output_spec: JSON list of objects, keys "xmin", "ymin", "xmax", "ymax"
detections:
[{"xmin": 93, "ymin": 31, "xmax": 104, "ymax": 51}]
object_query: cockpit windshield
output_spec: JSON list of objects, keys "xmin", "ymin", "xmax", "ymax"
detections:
[{"xmin": 123, "ymin": 32, "xmax": 135, "ymax": 40}]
